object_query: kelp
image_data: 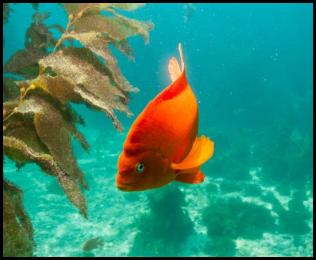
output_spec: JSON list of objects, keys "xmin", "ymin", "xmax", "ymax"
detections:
[
  {"xmin": 4, "ymin": 10, "xmax": 56, "ymax": 80},
  {"xmin": 62, "ymin": 3, "xmax": 145, "ymax": 17},
  {"xmin": 25, "ymin": 21, "xmax": 56, "ymax": 50},
  {"xmin": 31, "ymin": 3, "xmax": 39, "ymax": 11},
  {"xmin": 3, "ymin": 3, "xmax": 11, "ymax": 24},
  {"xmin": 4, "ymin": 48, "xmax": 44, "ymax": 79},
  {"xmin": 59, "ymin": 3, "xmax": 153, "ymax": 60},
  {"xmin": 38, "ymin": 47, "xmax": 132, "ymax": 130},
  {"xmin": 62, "ymin": 32, "xmax": 137, "ymax": 93},
  {"xmin": 3, "ymin": 180, "xmax": 34, "ymax": 257},
  {"xmin": 4, "ymin": 135, "xmax": 87, "ymax": 218},
  {"xmin": 4, "ymin": 93, "xmax": 90, "ymax": 216},
  {"xmin": 72, "ymin": 13, "xmax": 153, "ymax": 44},
  {"xmin": 3, "ymin": 78, "xmax": 20, "ymax": 101},
  {"xmin": 3, "ymin": 3, "xmax": 153, "ymax": 256},
  {"xmin": 110, "ymin": 3, "xmax": 145, "ymax": 11}
]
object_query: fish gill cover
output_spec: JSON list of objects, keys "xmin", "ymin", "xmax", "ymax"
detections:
[{"xmin": 3, "ymin": 3, "xmax": 313, "ymax": 257}]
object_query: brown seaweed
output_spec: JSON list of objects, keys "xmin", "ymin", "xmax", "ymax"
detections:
[
  {"xmin": 62, "ymin": 32, "xmax": 137, "ymax": 93},
  {"xmin": 3, "ymin": 181, "xmax": 34, "ymax": 257},
  {"xmin": 3, "ymin": 78, "xmax": 20, "ymax": 101},
  {"xmin": 4, "ymin": 48, "xmax": 44, "ymax": 79},
  {"xmin": 3, "ymin": 3, "xmax": 153, "ymax": 255},
  {"xmin": 38, "ymin": 47, "xmax": 132, "ymax": 130},
  {"xmin": 3, "ymin": 3, "xmax": 11, "ymax": 24}
]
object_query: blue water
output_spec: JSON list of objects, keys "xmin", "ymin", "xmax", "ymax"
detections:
[{"xmin": 3, "ymin": 3, "xmax": 313, "ymax": 257}]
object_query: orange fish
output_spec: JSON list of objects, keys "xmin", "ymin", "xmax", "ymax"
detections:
[{"xmin": 116, "ymin": 43, "xmax": 214, "ymax": 191}]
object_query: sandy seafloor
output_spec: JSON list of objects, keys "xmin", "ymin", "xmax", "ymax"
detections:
[{"xmin": 4, "ymin": 129, "xmax": 313, "ymax": 257}]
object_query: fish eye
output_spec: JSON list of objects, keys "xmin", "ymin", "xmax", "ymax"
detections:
[{"xmin": 136, "ymin": 162, "xmax": 145, "ymax": 173}]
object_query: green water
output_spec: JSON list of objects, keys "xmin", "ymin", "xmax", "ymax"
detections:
[{"xmin": 3, "ymin": 3, "xmax": 313, "ymax": 257}]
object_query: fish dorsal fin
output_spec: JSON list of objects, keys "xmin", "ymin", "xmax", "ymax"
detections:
[
  {"xmin": 179, "ymin": 43, "xmax": 185, "ymax": 71},
  {"xmin": 168, "ymin": 57, "xmax": 181, "ymax": 82},
  {"xmin": 171, "ymin": 135, "xmax": 214, "ymax": 170},
  {"xmin": 168, "ymin": 43, "xmax": 185, "ymax": 83},
  {"xmin": 157, "ymin": 43, "xmax": 188, "ymax": 102}
]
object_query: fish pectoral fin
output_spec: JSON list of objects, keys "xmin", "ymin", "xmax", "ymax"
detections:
[
  {"xmin": 171, "ymin": 135, "xmax": 214, "ymax": 170},
  {"xmin": 175, "ymin": 169, "xmax": 205, "ymax": 184}
]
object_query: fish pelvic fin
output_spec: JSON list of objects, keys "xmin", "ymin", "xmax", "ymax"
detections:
[
  {"xmin": 168, "ymin": 43, "xmax": 185, "ymax": 83},
  {"xmin": 175, "ymin": 168, "xmax": 205, "ymax": 184},
  {"xmin": 171, "ymin": 135, "xmax": 214, "ymax": 170}
]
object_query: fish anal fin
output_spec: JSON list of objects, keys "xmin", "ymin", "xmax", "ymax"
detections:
[
  {"xmin": 175, "ymin": 170, "xmax": 205, "ymax": 184},
  {"xmin": 171, "ymin": 135, "xmax": 214, "ymax": 170}
]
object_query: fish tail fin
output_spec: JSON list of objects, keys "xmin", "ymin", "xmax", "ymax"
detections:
[
  {"xmin": 171, "ymin": 135, "xmax": 214, "ymax": 170},
  {"xmin": 168, "ymin": 43, "xmax": 185, "ymax": 82}
]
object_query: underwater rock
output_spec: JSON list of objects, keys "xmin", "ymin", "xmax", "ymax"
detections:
[
  {"xmin": 129, "ymin": 185, "xmax": 194, "ymax": 256},
  {"xmin": 277, "ymin": 191, "xmax": 311, "ymax": 235},
  {"xmin": 205, "ymin": 237, "xmax": 236, "ymax": 257},
  {"xmin": 82, "ymin": 237, "xmax": 104, "ymax": 252},
  {"xmin": 202, "ymin": 196, "xmax": 276, "ymax": 256}
]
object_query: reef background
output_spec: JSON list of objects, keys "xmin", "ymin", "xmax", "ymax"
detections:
[{"xmin": 3, "ymin": 3, "xmax": 313, "ymax": 257}]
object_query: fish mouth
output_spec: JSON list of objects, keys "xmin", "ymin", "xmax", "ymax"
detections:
[
  {"xmin": 116, "ymin": 181, "xmax": 147, "ymax": 192},
  {"xmin": 116, "ymin": 181, "xmax": 135, "ymax": 192}
]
